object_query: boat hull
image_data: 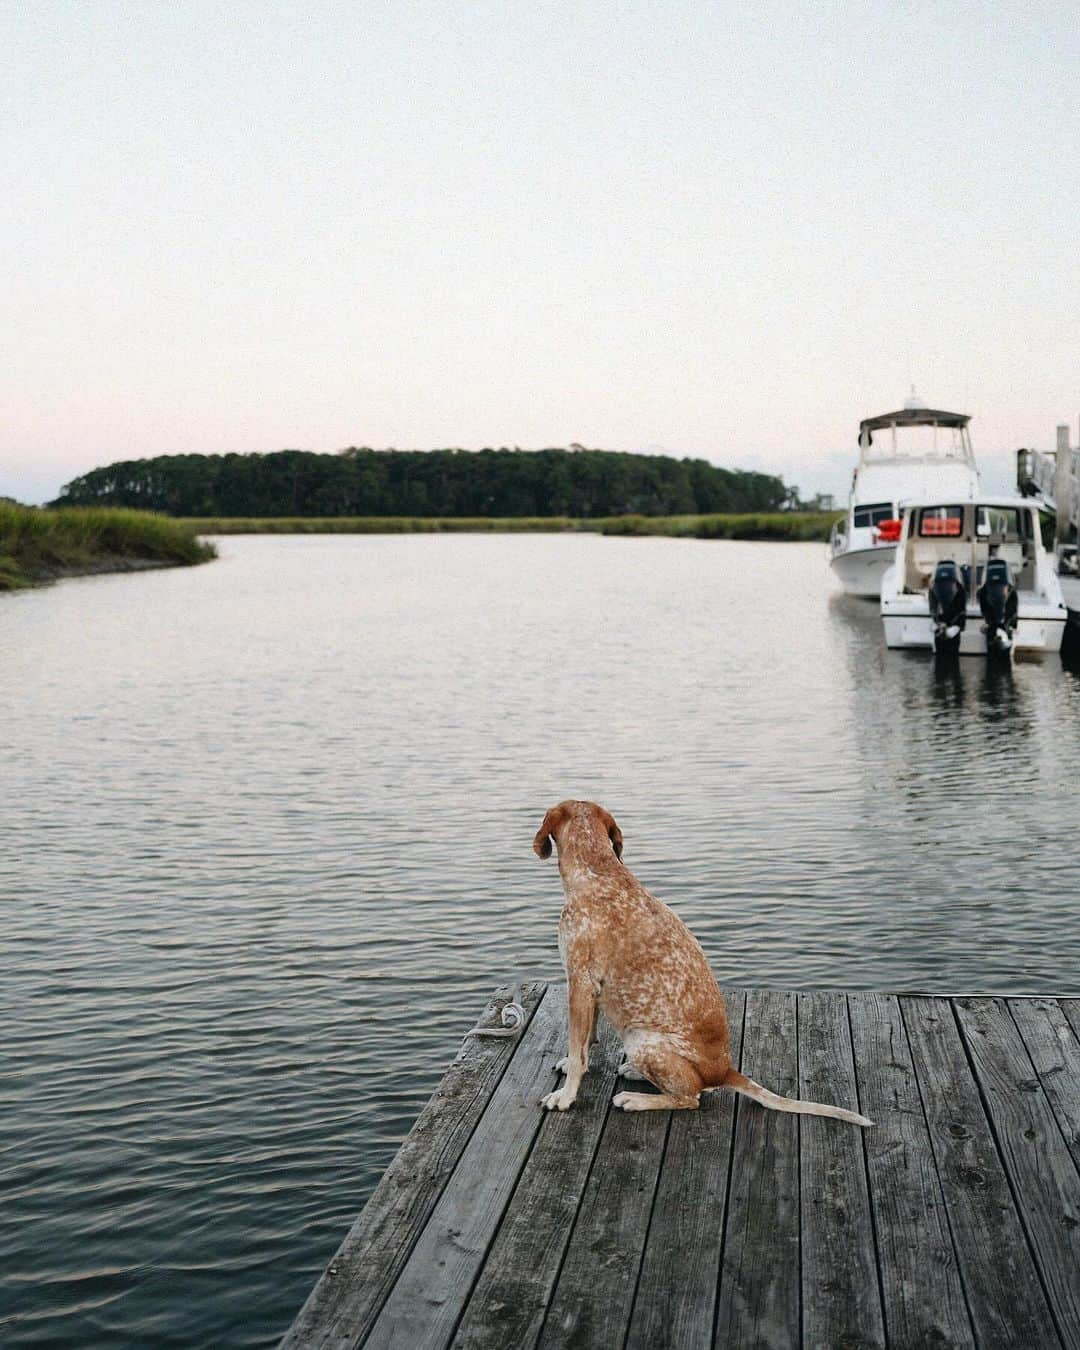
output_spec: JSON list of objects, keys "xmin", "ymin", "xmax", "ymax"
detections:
[
  {"xmin": 881, "ymin": 604, "xmax": 1066, "ymax": 654},
  {"xmin": 828, "ymin": 544, "xmax": 895, "ymax": 598}
]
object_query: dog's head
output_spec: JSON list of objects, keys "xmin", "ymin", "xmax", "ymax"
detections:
[{"xmin": 532, "ymin": 800, "xmax": 623, "ymax": 861}]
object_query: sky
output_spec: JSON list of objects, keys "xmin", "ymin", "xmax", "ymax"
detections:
[{"xmin": 4, "ymin": 1, "xmax": 1079, "ymax": 504}]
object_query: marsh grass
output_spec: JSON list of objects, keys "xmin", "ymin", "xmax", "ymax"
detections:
[
  {"xmin": 183, "ymin": 515, "xmax": 580, "ymax": 534},
  {"xmin": 185, "ymin": 511, "xmax": 843, "ymax": 540},
  {"xmin": 0, "ymin": 503, "xmax": 216, "ymax": 589},
  {"xmin": 596, "ymin": 510, "xmax": 844, "ymax": 540}
]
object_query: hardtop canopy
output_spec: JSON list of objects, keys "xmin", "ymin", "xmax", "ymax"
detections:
[{"xmin": 860, "ymin": 407, "xmax": 969, "ymax": 435}]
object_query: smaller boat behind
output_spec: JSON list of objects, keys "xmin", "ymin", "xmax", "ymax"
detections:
[
  {"xmin": 880, "ymin": 496, "xmax": 1067, "ymax": 654},
  {"xmin": 828, "ymin": 392, "xmax": 980, "ymax": 598}
]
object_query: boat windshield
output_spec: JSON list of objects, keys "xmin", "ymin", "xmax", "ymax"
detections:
[
  {"xmin": 860, "ymin": 423, "xmax": 971, "ymax": 463},
  {"xmin": 916, "ymin": 505, "xmax": 1030, "ymax": 541}
]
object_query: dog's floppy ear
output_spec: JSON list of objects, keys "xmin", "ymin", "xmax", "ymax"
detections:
[
  {"xmin": 602, "ymin": 808, "xmax": 624, "ymax": 860},
  {"xmin": 533, "ymin": 803, "xmax": 567, "ymax": 860}
]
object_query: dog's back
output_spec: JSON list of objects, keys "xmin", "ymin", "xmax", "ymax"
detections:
[{"xmin": 565, "ymin": 870, "xmax": 732, "ymax": 1076}]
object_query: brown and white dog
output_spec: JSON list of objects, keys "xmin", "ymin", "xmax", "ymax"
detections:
[{"xmin": 534, "ymin": 800, "xmax": 871, "ymax": 1125}]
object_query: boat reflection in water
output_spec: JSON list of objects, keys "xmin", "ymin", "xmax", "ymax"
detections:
[
  {"xmin": 828, "ymin": 588, "xmax": 1038, "ymax": 745},
  {"xmin": 930, "ymin": 650, "xmax": 966, "ymax": 710},
  {"xmin": 930, "ymin": 640, "xmax": 1027, "ymax": 720}
]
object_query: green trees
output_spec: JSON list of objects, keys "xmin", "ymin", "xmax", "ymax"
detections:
[{"xmin": 54, "ymin": 447, "xmax": 787, "ymax": 518}]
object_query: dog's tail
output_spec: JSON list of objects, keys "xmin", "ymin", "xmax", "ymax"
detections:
[{"xmin": 721, "ymin": 1068, "xmax": 872, "ymax": 1127}]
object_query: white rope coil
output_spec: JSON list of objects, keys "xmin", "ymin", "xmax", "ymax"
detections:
[{"xmin": 468, "ymin": 999, "xmax": 526, "ymax": 1039}]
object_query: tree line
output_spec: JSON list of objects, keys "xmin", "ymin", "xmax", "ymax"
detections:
[{"xmin": 53, "ymin": 448, "xmax": 789, "ymax": 518}]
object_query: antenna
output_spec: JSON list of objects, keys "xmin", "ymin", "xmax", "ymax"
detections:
[{"xmin": 904, "ymin": 384, "xmax": 924, "ymax": 410}]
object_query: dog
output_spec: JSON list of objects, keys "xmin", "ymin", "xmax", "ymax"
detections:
[{"xmin": 533, "ymin": 799, "xmax": 871, "ymax": 1125}]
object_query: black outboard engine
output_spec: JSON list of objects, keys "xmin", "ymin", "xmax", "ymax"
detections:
[
  {"xmin": 978, "ymin": 557, "xmax": 1018, "ymax": 654},
  {"xmin": 928, "ymin": 560, "xmax": 967, "ymax": 653}
]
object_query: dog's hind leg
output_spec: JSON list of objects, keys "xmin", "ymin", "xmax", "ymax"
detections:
[
  {"xmin": 614, "ymin": 1089, "xmax": 698, "ymax": 1111},
  {"xmin": 613, "ymin": 1045, "xmax": 702, "ymax": 1112},
  {"xmin": 617, "ymin": 1061, "xmax": 650, "ymax": 1081}
]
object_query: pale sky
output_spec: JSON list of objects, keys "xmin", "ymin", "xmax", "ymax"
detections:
[{"xmin": 4, "ymin": 1, "xmax": 1078, "ymax": 504}]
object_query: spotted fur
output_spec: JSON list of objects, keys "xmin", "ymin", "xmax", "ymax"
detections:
[{"xmin": 534, "ymin": 800, "xmax": 871, "ymax": 1125}]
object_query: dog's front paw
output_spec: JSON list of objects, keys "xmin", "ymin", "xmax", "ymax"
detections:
[
  {"xmin": 541, "ymin": 1087, "xmax": 577, "ymax": 1111},
  {"xmin": 553, "ymin": 1056, "xmax": 571, "ymax": 1074}
]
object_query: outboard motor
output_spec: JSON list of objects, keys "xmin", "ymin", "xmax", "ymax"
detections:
[
  {"xmin": 928, "ymin": 560, "xmax": 967, "ymax": 653},
  {"xmin": 978, "ymin": 558, "xmax": 1018, "ymax": 654}
]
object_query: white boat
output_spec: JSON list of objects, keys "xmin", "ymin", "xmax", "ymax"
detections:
[
  {"xmin": 880, "ymin": 496, "xmax": 1067, "ymax": 654},
  {"xmin": 828, "ymin": 392, "xmax": 981, "ymax": 597}
]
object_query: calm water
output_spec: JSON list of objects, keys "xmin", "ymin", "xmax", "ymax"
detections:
[{"xmin": 3, "ymin": 534, "xmax": 1079, "ymax": 1347}]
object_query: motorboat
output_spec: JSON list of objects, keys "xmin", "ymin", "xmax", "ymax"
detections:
[
  {"xmin": 828, "ymin": 391, "xmax": 980, "ymax": 597},
  {"xmin": 880, "ymin": 496, "xmax": 1067, "ymax": 654}
]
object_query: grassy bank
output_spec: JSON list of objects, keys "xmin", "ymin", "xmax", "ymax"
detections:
[
  {"xmin": 184, "ymin": 511, "xmax": 843, "ymax": 540},
  {"xmin": 0, "ymin": 504, "xmax": 216, "ymax": 590}
]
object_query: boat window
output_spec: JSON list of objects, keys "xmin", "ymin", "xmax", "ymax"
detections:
[
  {"xmin": 853, "ymin": 502, "xmax": 894, "ymax": 528},
  {"xmin": 918, "ymin": 506, "xmax": 964, "ymax": 537},
  {"xmin": 975, "ymin": 506, "xmax": 1021, "ymax": 539}
]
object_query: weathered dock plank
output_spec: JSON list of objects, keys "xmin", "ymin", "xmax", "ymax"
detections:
[
  {"xmin": 536, "ymin": 1061, "xmax": 670, "ymax": 1347},
  {"xmin": 848, "ymin": 992, "xmax": 975, "ymax": 1348},
  {"xmin": 1062, "ymin": 998, "xmax": 1080, "ymax": 1044},
  {"xmin": 450, "ymin": 1015, "xmax": 624, "ymax": 1350},
  {"xmin": 955, "ymin": 997, "xmax": 1080, "ymax": 1347},
  {"xmin": 625, "ymin": 991, "xmax": 746, "ymax": 1350},
  {"xmin": 1010, "ymin": 997, "xmax": 1080, "ymax": 1173},
  {"xmin": 282, "ymin": 986, "xmax": 1080, "ymax": 1350},
  {"xmin": 714, "ymin": 989, "xmax": 800, "ymax": 1349},
  {"xmin": 279, "ymin": 982, "xmax": 546, "ymax": 1350},
  {"xmin": 900, "ymin": 995, "xmax": 1060, "ymax": 1349},
  {"xmin": 798, "ymin": 991, "xmax": 885, "ymax": 1350},
  {"xmin": 363, "ymin": 989, "xmax": 565, "ymax": 1350}
]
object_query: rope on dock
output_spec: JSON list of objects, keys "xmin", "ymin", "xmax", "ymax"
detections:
[{"xmin": 466, "ymin": 994, "xmax": 527, "ymax": 1040}]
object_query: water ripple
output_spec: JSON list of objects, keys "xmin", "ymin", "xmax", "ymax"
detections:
[{"xmin": 2, "ymin": 534, "xmax": 1079, "ymax": 1346}]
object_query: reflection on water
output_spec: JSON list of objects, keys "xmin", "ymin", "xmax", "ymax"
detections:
[
  {"xmin": 930, "ymin": 654, "xmax": 967, "ymax": 710},
  {"xmin": 3, "ymin": 536, "xmax": 1079, "ymax": 1348}
]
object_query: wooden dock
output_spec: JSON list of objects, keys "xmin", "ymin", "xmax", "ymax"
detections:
[{"xmin": 281, "ymin": 982, "xmax": 1080, "ymax": 1349}]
